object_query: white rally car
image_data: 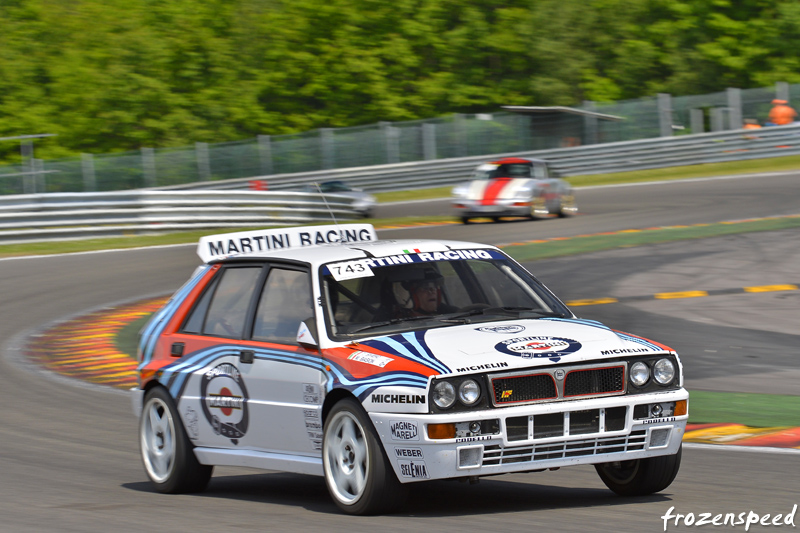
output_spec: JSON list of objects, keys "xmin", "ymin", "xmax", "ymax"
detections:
[
  {"xmin": 451, "ymin": 157, "xmax": 577, "ymax": 224},
  {"xmin": 133, "ymin": 223, "xmax": 687, "ymax": 515}
]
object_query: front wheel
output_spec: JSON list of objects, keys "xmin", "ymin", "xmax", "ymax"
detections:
[
  {"xmin": 595, "ymin": 445, "xmax": 682, "ymax": 497},
  {"xmin": 139, "ymin": 387, "xmax": 212, "ymax": 494},
  {"xmin": 323, "ymin": 398, "xmax": 408, "ymax": 515}
]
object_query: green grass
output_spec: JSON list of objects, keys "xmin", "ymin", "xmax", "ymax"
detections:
[
  {"xmin": 115, "ymin": 314, "xmax": 150, "ymax": 359},
  {"xmin": 504, "ymin": 215, "xmax": 800, "ymax": 261},
  {"xmin": 689, "ymin": 390, "xmax": 800, "ymax": 427}
]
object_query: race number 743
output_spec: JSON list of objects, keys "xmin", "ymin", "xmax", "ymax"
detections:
[{"xmin": 327, "ymin": 260, "xmax": 374, "ymax": 281}]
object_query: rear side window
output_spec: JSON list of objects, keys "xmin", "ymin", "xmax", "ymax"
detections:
[
  {"xmin": 183, "ymin": 266, "xmax": 262, "ymax": 338},
  {"xmin": 252, "ymin": 268, "xmax": 313, "ymax": 344}
]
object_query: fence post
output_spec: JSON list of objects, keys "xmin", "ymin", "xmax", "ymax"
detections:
[
  {"xmin": 142, "ymin": 147, "xmax": 157, "ymax": 188},
  {"xmin": 710, "ymin": 108, "xmax": 727, "ymax": 132},
  {"xmin": 422, "ymin": 123, "xmax": 437, "ymax": 160},
  {"xmin": 690, "ymin": 109, "xmax": 705, "ymax": 134},
  {"xmin": 320, "ymin": 128, "xmax": 334, "ymax": 170},
  {"xmin": 455, "ymin": 114, "xmax": 468, "ymax": 157},
  {"xmin": 658, "ymin": 93, "xmax": 673, "ymax": 137},
  {"xmin": 727, "ymin": 88, "xmax": 742, "ymax": 130},
  {"xmin": 21, "ymin": 140, "xmax": 35, "ymax": 194},
  {"xmin": 381, "ymin": 122, "xmax": 400, "ymax": 164},
  {"xmin": 776, "ymin": 81, "xmax": 790, "ymax": 102},
  {"xmin": 583, "ymin": 100, "xmax": 598, "ymax": 145},
  {"xmin": 34, "ymin": 159, "xmax": 46, "ymax": 193},
  {"xmin": 196, "ymin": 142, "xmax": 211, "ymax": 181},
  {"xmin": 257, "ymin": 134, "xmax": 274, "ymax": 175},
  {"xmin": 81, "ymin": 153, "xmax": 97, "ymax": 192}
]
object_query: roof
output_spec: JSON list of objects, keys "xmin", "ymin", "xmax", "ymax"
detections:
[
  {"xmin": 501, "ymin": 105, "xmax": 625, "ymax": 122},
  {"xmin": 197, "ymin": 224, "xmax": 500, "ymax": 265}
]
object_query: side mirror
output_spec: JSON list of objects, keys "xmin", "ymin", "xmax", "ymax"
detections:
[{"xmin": 296, "ymin": 318, "xmax": 319, "ymax": 350}]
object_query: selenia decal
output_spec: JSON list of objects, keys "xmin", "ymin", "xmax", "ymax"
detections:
[
  {"xmin": 494, "ymin": 336, "xmax": 581, "ymax": 362},
  {"xmin": 201, "ymin": 362, "xmax": 249, "ymax": 444}
]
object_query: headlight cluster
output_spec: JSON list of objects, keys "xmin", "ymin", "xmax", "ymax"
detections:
[
  {"xmin": 432, "ymin": 378, "xmax": 482, "ymax": 410},
  {"xmin": 629, "ymin": 358, "xmax": 676, "ymax": 388}
]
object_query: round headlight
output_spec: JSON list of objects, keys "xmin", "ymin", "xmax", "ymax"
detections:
[
  {"xmin": 432, "ymin": 381, "xmax": 456, "ymax": 409},
  {"xmin": 458, "ymin": 379, "xmax": 481, "ymax": 405},
  {"xmin": 653, "ymin": 358, "xmax": 676, "ymax": 385},
  {"xmin": 630, "ymin": 362, "xmax": 650, "ymax": 387}
]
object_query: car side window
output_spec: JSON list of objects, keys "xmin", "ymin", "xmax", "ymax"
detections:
[
  {"xmin": 192, "ymin": 266, "xmax": 262, "ymax": 338},
  {"xmin": 252, "ymin": 268, "xmax": 313, "ymax": 344}
]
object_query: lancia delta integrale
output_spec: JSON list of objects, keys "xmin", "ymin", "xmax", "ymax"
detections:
[{"xmin": 133, "ymin": 223, "xmax": 686, "ymax": 515}]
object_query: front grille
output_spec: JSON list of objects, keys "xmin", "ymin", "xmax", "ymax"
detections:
[
  {"xmin": 506, "ymin": 406, "xmax": 628, "ymax": 442},
  {"xmin": 490, "ymin": 363, "xmax": 627, "ymax": 407},
  {"xmin": 492, "ymin": 373, "xmax": 556, "ymax": 404},
  {"xmin": 482, "ymin": 429, "xmax": 647, "ymax": 466},
  {"xmin": 564, "ymin": 366, "xmax": 625, "ymax": 397}
]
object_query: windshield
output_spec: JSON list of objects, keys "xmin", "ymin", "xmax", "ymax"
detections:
[{"xmin": 321, "ymin": 248, "xmax": 570, "ymax": 340}]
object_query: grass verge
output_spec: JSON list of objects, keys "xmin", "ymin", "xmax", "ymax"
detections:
[{"xmin": 689, "ymin": 390, "xmax": 800, "ymax": 427}]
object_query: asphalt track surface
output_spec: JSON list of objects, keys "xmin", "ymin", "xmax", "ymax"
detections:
[{"xmin": 1, "ymin": 172, "xmax": 799, "ymax": 532}]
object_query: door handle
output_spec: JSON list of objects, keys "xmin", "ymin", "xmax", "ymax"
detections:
[{"xmin": 240, "ymin": 350, "xmax": 254, "ymax": 364}]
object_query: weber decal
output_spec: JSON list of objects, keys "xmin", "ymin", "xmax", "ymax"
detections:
[
  {"xmin": 201, "ymin": 362, "xmax": 249, "ymax": 444},
  {"xmin": 495, "ymin": 336, "xmax": 581, "ymax": 363},
  {"xmin": 394, "ymin": 447, "xmax": 423, "ymax": 458},
  {"xmin": 390, "ymin": 421, "xmax": 419, "ymax": 441}
]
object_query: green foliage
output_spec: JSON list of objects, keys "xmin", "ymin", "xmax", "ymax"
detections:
[{"xmin": 2, "ymin": 0, "xmax": 800, "ymax": 163}]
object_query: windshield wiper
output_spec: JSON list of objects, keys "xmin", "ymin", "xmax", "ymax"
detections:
[
  {"xmin": 347, "ymin": 315, "xmax": 434, "ymax": 334},
  {"xmin": 442, "ymin": 307, "xmax": 565, "ymax": 322}
]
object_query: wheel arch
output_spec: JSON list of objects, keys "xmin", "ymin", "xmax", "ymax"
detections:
[{"xmin": 322, "ymin": 388, "xmax": 359, "ymax": 425}]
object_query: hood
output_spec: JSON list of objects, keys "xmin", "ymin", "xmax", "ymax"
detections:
[
  {"xmin": 465, "ymin": 178, "xmax": 533, "ymax": 203},
  {"xmin": 356, "ymin": 318, "xmax": 671, "ymax": 376}
]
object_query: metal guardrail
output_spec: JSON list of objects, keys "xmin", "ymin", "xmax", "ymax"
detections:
[
  {"xmin": 0, "ymin": 190, "xmax": 360, "ymax": 244},
  {"xmin": 157, "ymin": 125, "xmax": 800, "ymax": 193}
]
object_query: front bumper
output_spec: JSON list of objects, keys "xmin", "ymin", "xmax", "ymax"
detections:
[
  {"xmin": 452, "ymin": 199, "xmax": 537, "ymax": 218},
  {"xmin": 369, "ymin": 388, "xmax": 688, "ymax": 483}
]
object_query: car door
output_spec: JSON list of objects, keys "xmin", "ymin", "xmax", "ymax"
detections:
[{"xmin": 244, "ymin": 264, "xmax": 326, "ymax": 456}]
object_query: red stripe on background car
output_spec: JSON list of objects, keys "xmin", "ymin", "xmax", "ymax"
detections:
[{"xmin": 480, "ymin": 177, "xmax": 512, "ymax": 205}]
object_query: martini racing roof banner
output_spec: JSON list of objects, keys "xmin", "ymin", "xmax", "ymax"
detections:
[{"xmin": 198, "ymin": 224, "xmax": 378, "ymax": 262}]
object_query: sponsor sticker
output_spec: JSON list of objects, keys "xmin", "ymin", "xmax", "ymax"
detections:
[
  {"xmin": 394, "ymin": 447, "xmax": 424, "ymax": 459},
  {"xmin": 303, "ymin": 383, "xmax": 321, "ymax": 404},
  {"xmin": 390, "ymin": 421, "xmax": 419, "ymax": 441},
  {"xmin": 348, "ymin": 351, "xmax": 393, "ymax": 368},
  {"xmin": 327, "ymin": 259, "xmax": 375, "ymax": 281},
  {"xmin": 495, "ymin": 335, "xmax": 582, "ymax": 363},
  {"xmin": 303, "ymin": 408, "xmax": 323, "ymax": 450},
  {"xmin": 398, "ymin": 460, "xmax": 430, "ymax": 479},
  {"xmin": 201, "ymin": 362, "xmax": 249, "ymax": 444},
  {"xmin": 476, "ymin": 325, "xmax": 526, "ymax": 334}
]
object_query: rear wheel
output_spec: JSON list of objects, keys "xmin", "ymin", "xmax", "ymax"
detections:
[
  {"xmin": 139, "ymin": 387, "xmax": 212, "ymax": 494},
  {"xmin": 323, "ymin": 398, "xmax": 408, "ymax": 515},
  {"xmin": 460, "ymin": 216, "xmax": 471, "ymax": 224},
  {"xmin": 595, "ymin": 446, "xmax": 682, "ymax": 496},
  {"xmin": 558, "ymin": 194, "xmax": 577, "ymax": 217}
]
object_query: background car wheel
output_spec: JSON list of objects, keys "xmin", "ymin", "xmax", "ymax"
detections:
[
  {"xmin": 139, "ymin": 387, "xmax": 212, "ymax": 494},
  {"xmin": 460, "ymin": 216, "xmax": 471, "ymax": 224},
  {"xmin": 528, "ymin": 196, "xmax": 546, "ymax": 220},
  {"xmin": 558, "ymin": 194, "xmax": 577, "ymax": 217},
  {"xmin": 595, "ymin": 445, "xmax": 682, "ymax": 497},
  {"xmin": 323, "ymin": 397, "xmax": 408, "ymax": 515}
]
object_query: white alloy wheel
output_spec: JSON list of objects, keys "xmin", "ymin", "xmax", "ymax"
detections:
[
  {"xmin": 141, "ymin": 395, "xmax": 177, "ymax": 483},
  {"xmin": 324, "ymin": 409, "xmax": 370, "ymax": 505}
]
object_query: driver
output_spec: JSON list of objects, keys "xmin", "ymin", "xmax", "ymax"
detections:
[{"xmin": 399, "ymin": 268, "xmax": 457, "ymax": 317}]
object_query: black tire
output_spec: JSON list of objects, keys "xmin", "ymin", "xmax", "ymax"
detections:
[
  {"xmin": 595, "ymin": 445, "xmax": 682, "ymax": 497},
  {"xmin": 460, "ymin": 216, "xmax": 471, "ymax": 224},
  {"xmin": 323, "ymin": 397, "xmax": 409, "ymax": 515},
  {"xmin": 139, "ymin": 387, "xmax": 213, "ymax": 494}
]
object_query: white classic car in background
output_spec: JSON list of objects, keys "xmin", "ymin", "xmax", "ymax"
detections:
[{"xmin": 452, "ymin": 157, "xmax": 577, "ymax": 224}]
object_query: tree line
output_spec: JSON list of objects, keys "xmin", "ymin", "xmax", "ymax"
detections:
[{"xmin": 2, "ymin": 0, "xmax": 799, "ymax": 163}]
